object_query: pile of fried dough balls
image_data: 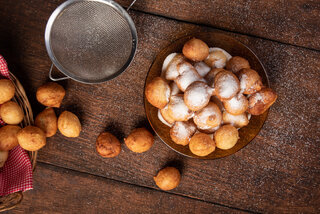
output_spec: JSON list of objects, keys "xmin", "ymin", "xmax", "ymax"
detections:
[
  {"xmin": 145, "ymin": 38, "xmax": 277, "ymax": 157},
  {"xmin": 0, "ymin": 80, "xmax": 81, "ymax": 168}
]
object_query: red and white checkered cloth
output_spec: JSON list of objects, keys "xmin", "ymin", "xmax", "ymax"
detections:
[{"xmin": 0, "ymin": 55, "xmax": 33, "ymax": 196}]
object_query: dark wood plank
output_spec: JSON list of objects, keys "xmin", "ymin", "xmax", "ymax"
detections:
[
  {"xmin": 116, "ymin": 0, "xmax": 320, "ymax": 51},
  {"xmin": 0, "ymin": 1, "xmax": 319, "ymax": 213},
  {"xmin": 5, "ymin": 163, "xmax": 242, "ymax": 214}
]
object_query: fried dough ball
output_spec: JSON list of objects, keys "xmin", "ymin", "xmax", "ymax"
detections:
[
  {"xmin": 194, "ymin": 61, "xmax": 211, "ymax": 77},
  {"xmin": 0, "ymin": 150, "xmax": 9, "ymax": 168},
  {"xmin": 214, "ymin": 125, "xmax": 239, "ymax": 150},
  {"xmin": 193, "ymin": 102, "xmax": 222, "ymax": 130},
  {"xmin": 36, "ymin": 82, "xmax": 65, "ymax": 108},
  {"xmin": 57, "ymin": 111, "xmax": 81, "ymax": 137},
  {"xmin": 160, "ymin": 105, "xmax": 175, "ymax": 125},
  {"xmin": 205, "ymin": 68, "xmax": 225, "ymax": 87},
  {"xmin": 226, "ymin": 56, "xmax": 250, "ymax": 73},
  {"xmin": 222, "ymin": 112, "xmax": 249, "ymax": 128},
  {"xmin": 158, "ymin": 109, "xmax": 173, "ymax": 127},
  {"xmin": 96, "ymin": 132, "xmax": 121, "ymax": 158},
  {"xmin": 145, "ymin": 77, "xmax": 171, "ymax": 109},
  {"xmin": 163, "ymin": 53, "xmax": 185, "ymax": 80},
  {"xmin": 204, "ymin": 49, "xmax": 227, "ymax": 68},
  {"xmin": 154, "ymin": 167, "xmax": 181, "ymax": 191},
  {"xmin": 0, "ymin": 125, "xmax": 21, "ymax": 151},
  {"xmin": 223, "ymin": 94, "xmax": 248, "ymax": 115},
  {"xmin": 238, "ymin": 68, "xmax": 263, "ymax": 94},
  {"xmin": 0, "ymin": 79, "xmax": 15, "ymax": 104},
  {"xmin": 124, "ymin": 128, "xmax": 154, "ymax": 153},
  {"xmin": 184, "ymin": 81, "xmax": 214, "ymax": 111},
  {"xmin": 0, "ymin": 101, "xmax": 24, "ymax": 125},
  {"xmin": 35, "ymin": 107, "xmax": 58, "ymax": 137},
  {"xmin": 248, "ymin": 88, "xmax": 277, "ymax": 115},
  {"xmin": 174, "ymin": 62, "xmax": 204, "ymax": 92},
  {"xmin": 189, "ymin": 133, "xmax": 216, "ymax": 156},
  {"xmin": 17, "ymin": 126, "xmax": 46, "ymax": 151},
  {"xmin": 170, "ymin": 121, "xmax": 196, "ymax": 146},
  {"xmin": 182, "ymin": 38, "xmax": 209, "ymax": 61},
  {"xmin": 214, "ymin": 70, "xmax": 240, "ymax": 101},
  {"xmin": 167, "ymin": 95, "xmax": 194, "ymax": 122},
  {"xmin": 169, "ymin": 81, "xmax": 181, "ymax": 96}
]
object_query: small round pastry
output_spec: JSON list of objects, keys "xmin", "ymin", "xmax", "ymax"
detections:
[
  {"xmin": 238, "ymin": 68, "xmax": 263, "ymax": 94},
  {"xmin": 0, "ymin": 125, "xmax": 21, "ymax": 151},
  {"xmin": 226, "ymin": 56, "xmax": 250, "ymax": 73},
  {"xmin": 35, "ymin": 107, "xmax": 58, "ymax": 137},
  {"xmin": 96, "ymin": 132, "xmax": 121, "ymax": 158},
  {"xmin": 193, "ymin": 102, "xmax": 222, "ymax": 130},
  {"xmin": 209, "ymin": 47, "xmax": 232, "ymax": 60},
  {"xmin": 154, "ymin": 167, "xmax": 181, "ymax": 191},
  {"xmin": 57, "ymin": 111, "xmax": 81, "ymax": 138},
  {"xmin": 182, "ymin": 38, "xmax": 209, "ymax": 61},
  {"xmin": 222, "ymin": 112, "xmax": 249, "ymax": 128},
  {"xmin": 194, "ymin": 61, "xmax": 211, "ymax": 77},
  {"xmin": 174, "ymin": 62, "xmax": 204, "ymax": 92},
  {"xmin": 158, "ymin": 109, "xmax": 173, "ymax": 127},
  {"xmin": 145, "ymin": 77, "xmax": 171, "ymax": 109},
  {"xmin": 248, "ymin": 88, "xmax": 277, "ymax": 115},
  {"xmin": 167, "ymin": 95, "xmax": 194, "ymax": 122},
  {"xmin": 214, "ymin": 125, "xmax": 239, "ymax": 150},
  {"xmin": 184, "ymin": 81, "xmax": 214, "ymax": 111},
  {"xmin": 36, "ymin": 82, "xmax": 66, "ymax": 108},
  {"xmin": 17, "ymin": 126, "xmax": 46, "ymax": 151},
  {"xmin": 124, "ymin": 128, "xmax": 154, "ymax": 153},
  {"xmin": 0, "ymin": 79, "xmax": 15, "ymax": 104},
  {"xmin": 214, "ymin": 70, "xmax": 240, "ymax": 101},
  {"xmin": 160, "ymin": 105, "xmax": 175, "ymax": 125},
  {"xmin": 169, "ymin": 81, "xmax": 181, "ymax": 96},
  {"xmin": 164, "ymin": 54, "xmax": 185, "ymax": 80},
  {"xmin": 189, "ymin": 133, "xmax": 216, "ymax": 156},
  {"xmin": 170, "ymin": 121, "xmax": 196, "ymax": 146},
  {"xmin": 205, "ymin": 68, "xmax": 225, "ymax": 87},
  {"xmin": 223, "ymin": 93, "xmax": 248, "ymax": 115},
  {"xmin": 0, "ymin": 150, "xmax": 9, "ymax": 168},
  {"xmin": 204, "ymin": 49, "xmax": 227, "ymax": 68},
  {"xmin": 0, "ymin": 101, "xmax": 24, "ymax": 125}
]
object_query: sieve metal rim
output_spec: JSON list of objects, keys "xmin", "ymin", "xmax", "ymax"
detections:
[{"xmin": 44, "ymin": 0, "xmax": 138, "ymax": 84}]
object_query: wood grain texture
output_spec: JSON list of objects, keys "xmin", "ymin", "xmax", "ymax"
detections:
[
  {"xmin": 0, "ymin": 0, "xmax": 319, "ymax": 213},
  {"xmin": 116, "ymin": 0, "xmax": 320, "ymax": 50},
  {"xmin": 6, "ymin": 163, "xmax": 242, "ymax": 214}
]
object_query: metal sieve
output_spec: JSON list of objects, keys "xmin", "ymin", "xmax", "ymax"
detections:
[{"xmin": 45, "ymin": 0, "xmax": 137, "ymax": 84}]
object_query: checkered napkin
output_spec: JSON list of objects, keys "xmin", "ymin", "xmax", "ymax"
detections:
[{"xmin": 0, "ymin": 55, "xmax": 33, "ymax": 196}]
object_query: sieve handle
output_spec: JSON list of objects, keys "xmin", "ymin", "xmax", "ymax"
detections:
[
  {"xmin": 127, "ymin": 0, "xmax": 137, "ymax": 11},
  {"xmin": 49, "ymin": 64, "xmax": 70, "ymax": 81}
]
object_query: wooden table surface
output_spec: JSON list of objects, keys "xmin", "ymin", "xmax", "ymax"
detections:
[{"xmin": 1, "ymin": 0, "xmax": 319, "ymax": 213}]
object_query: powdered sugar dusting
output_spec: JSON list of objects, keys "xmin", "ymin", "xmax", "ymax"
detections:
[
  {"xmin": 172, "ymin": 121, "xmax": 196, "ymax": 140},
  {"xmin": 194, "ymin": 61, "xmax": 211, "ymax": 77},
  {"xmin": 175, "ymin": 68, "xmax": 203, "ymax": 91},
  {"xmin": 218, "ymin": 74, "xmax": 239, "ymax": 98},
  {"xmin": 185, "ymin": 83, "xmax": 209, "ymax": 109},
  {"xmin": 170, "ymin": 81, "xmax": 180, "ymax": 96},
  {"xmin": 240, "ymin": 73, "xmax": 248, "ymax": 93},
  {"xmin": 210, "ymin": 47, "xmax": 232, "ymax": 60},
  {"xmin": 162, "ymin": 53, "xmax": 177, "ymax": 73},
  {"xmin": 168, "ymin": 95, "xmax": 193, "ymax": 121}
]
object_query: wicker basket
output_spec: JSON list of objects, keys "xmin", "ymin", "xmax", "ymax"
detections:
[{"xmin": 0, "ymin": 72, "xmax": 37, "ymax": 212}]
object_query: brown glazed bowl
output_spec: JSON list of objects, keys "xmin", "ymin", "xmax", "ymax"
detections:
[{"xmin": 144, "ymin": 32, "xmax": 269, "ymax": 159}]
